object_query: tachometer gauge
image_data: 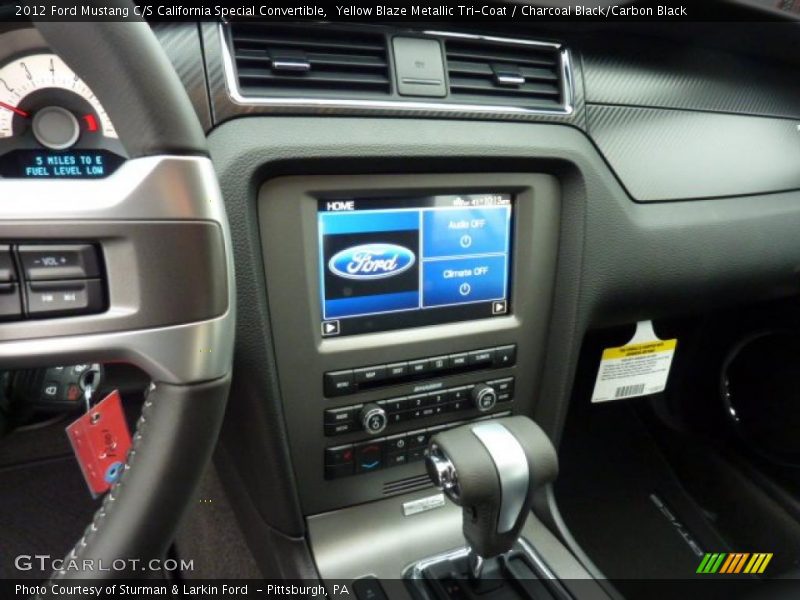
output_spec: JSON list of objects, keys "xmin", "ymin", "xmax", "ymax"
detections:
[{"xmin": 0, "ymin": 52, "xmax": 125, "ymax": 178}]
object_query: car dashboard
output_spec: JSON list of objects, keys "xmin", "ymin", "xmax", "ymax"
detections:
[{"xmin": 1, "ymin": 13, "xmax": 800, "ymax": 595}]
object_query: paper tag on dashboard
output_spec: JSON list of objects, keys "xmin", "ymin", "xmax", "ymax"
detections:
[
  {"xmin": 591, "ymin": 321, "xmax": 677, "ymax": 403},
  {"xmin": 66, "ymin": 390, "xmax": 132, "ymax": 498}
]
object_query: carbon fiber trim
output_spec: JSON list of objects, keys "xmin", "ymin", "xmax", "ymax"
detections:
[
  {"xmin": 583, "ymin": 36, "xmax": 800, "ymax": 119},
  {"xmin": 202, "ymin": 23, "xmax": 586, "ymax": 128},
  {"xmin": 151, "ymin": 23, "xmax": 213, "ymax": 131},
  {"xmin": 587, "ymin": 104, "xmax": 800, "ymax": 202}
]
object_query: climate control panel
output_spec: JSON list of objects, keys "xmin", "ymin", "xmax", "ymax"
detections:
[{"xmin": 325, "ymin": 410, "xmax": 513, "ymax": 479}]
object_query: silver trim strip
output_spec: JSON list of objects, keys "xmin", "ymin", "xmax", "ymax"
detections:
[
  {"xmin": 472, "ymin": 422, "xmax": 529, "ymax": 534},
  {"xmin": 0, "ymin": 156, "xmax": 226, "ymax": 222},
  {"xmin": 219, "ymin": 24, "xmax": 574, "ymax": 117},
  {"xmin": 0, "ymin": 312, "xmax": 234, "ymax": 384}
]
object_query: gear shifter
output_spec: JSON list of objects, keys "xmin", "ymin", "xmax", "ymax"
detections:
[{"xmin": 422, "ymin": 415, "xmax": 558, "ymax": 594}]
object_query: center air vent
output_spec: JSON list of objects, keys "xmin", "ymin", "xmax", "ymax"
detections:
[
  {"xmin": 230, "ymin": 24, "xmax": 391, "ymax": 97},
  {"xmin": 444, "ymin": 38, "xmax": 565, "ymax": 110}
]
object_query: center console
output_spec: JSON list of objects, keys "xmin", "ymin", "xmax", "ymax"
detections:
[{"xmin": 259, "ymin": 173, "xmax": 560, "ymax": 516}]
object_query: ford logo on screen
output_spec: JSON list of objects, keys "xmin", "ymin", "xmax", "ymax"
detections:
[{"xmin": 329, "ymin": 244, "xmax": 416, "ymax": 280}]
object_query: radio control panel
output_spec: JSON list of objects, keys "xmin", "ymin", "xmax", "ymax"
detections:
[
  {"xmin": 324, "ymin": 344, "xmax": 516, "ymax": 397},
  {"xmin": 324, "ymin": 376, "xmax": 515, "ymax": 437}
]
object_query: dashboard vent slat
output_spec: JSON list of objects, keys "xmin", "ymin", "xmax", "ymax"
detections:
[
  {"xmin": 231, "ymin": 24, "xmax": 391, "ymax": 97},
  {"xmin": 444, "ymin": 39, "xmax": 565, "ymax": 109},
  {"xmin": 383, "ymin": 474, "xmax": 433, "ymax": 496}
]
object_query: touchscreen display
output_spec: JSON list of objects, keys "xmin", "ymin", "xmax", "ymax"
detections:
[{"xmin": 318, "ymin": 193, "xmax": 513, "ymax": 336}]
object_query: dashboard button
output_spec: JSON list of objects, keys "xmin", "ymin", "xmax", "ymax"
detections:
[
  {"xmin": 408, "ymin": 359, "xmax": 431, "ymax": 375},
  {"xmin": 449, "ymin": 353, "xmax": 469, "ymax": 369},
  {"xmin": 428, "ymin": 390, "xmax": 448, "ymax": 406},
  {"xmin": 26, "ymin": 279, "xmax": 103, "ymax": 317},
  {"xmin": 324, "ymin": 370, "xmax": 355, "ymax": 396},
  {"xmin": 18, "ymin": 244, "xmax": 100, "ymax": 281},
  {"xmin": 324, "ymin": 405, "xmax": 361, "ymax": 424},
  {"xmin": 385, "ymin": 435, "xmax": 408, "ymax": 454},
  {"xmin": 497, "ymin": 391, "xmax": 513, "ymax": 403},
  {"xmin": 447, "ymin": 387, "xmax": 469, "ymax": 402},
  {"xmin": 324, "ymin": 422, "xmax": 357, "ymax": 436},
  {"xmin": 355, "ymin": 441, "xmax": 384, "ymax": 473},
  {"xmin": 495, "ymin": 345, "xmax": 517, "ymax": 367},
  {"xmin": 388, "ymin": 411, "xmax": 412, "ymax": 425},
  {"xmin": 325, "ymin": 444, "xmax": 355, "ymax": 465},
  {"xmin": 354, "ymin": 365, "xmax": 387, "ymax": 385},
  {"xmin": 325, "ymin": 463, "xmax": 354, "ymax": 479},
  {"xmin": 408, "ymin": 447, "xmax": 428, "ymax": 462},
  {"xmin": 386, "ymin": 362, "xmax": 408, "ymax": 379},
  {"xmin": 429, "ymin": 356, "xmax": 449, "ymax": 372},
  {"xmin": 469, "ymin": 348, "xmax": 496, "ymax": 367},
  {"xmin": 407, "ymin": 430, "xmax": 430, "ymax": 449},
  {"xmin": 448, "ymin": 400, "xmax": 468, "ymax": 412},
  {"xmin": 0, "ymin": 283, "xmax": 21, "ymax": 320},
  {"xmin": 407, "ymin": 393, "xmax": 430, "ymax": 409},
  {"xmin": 386, "ymin": 452, "xmax": 408, "ymax": 467},
  {"xmin": 489, "ymin": 377, "xmax": 515, "ymax": 393},
  {"xmin": 0, "ymin": 246, "xmax": 16, "ymax": 282},
  {"xmin": 379, "ymin": 397, "xmax": 408, "ymax": 413}
]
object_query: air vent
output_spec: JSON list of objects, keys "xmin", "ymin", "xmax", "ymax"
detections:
[
  {"xmin": 383, "ymin": 474, "xmax": 433, "ymax": 496},
  {"xmin": 230, "ymin": 24, "xmax": 390, "ymax": 97},
  {"xmin": 444, "ymin": 38, "xmax": 565, "ymax": 110}
]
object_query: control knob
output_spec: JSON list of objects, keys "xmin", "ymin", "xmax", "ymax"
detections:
[
  {"xmin": 471, "ymin": 384, "xmax": 497, "ymax": 413},
  {"xmin": 360, "ymin": 403, "xmax": 388, "ymax": 435}
]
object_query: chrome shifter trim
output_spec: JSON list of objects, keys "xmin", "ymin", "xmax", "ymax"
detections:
[{"xmin": 471, "ymin": 422, "xmax": 529, "ymax": 534}]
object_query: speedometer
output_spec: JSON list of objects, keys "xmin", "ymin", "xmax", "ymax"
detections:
[
  {"xmin": 0, "ymin": 53, "xmax": 117, "ymax": 140},
  {"xmin": 0, "ymin": 52, "xmax": 125, "ymax": 178}
]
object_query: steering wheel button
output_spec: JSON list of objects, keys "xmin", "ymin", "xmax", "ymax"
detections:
[
  {"xmin": 19, "ymin": 244, "xmax": 101, "ymax": 281},
  {"xmin": 0, "ymin": 245, "xmax": 16, "ymax": 281},
  {"xmin": 0, "ymin": 283, "xmax": 21, "ymax": 320},
  {"xmin": 26, "ymin": 278, "xmax": 104, "ymax": 318}
]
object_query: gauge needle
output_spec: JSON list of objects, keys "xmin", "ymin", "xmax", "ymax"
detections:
[{"xmin": 0, "ymin": 101, "xmax": 30, "ymax": 118}]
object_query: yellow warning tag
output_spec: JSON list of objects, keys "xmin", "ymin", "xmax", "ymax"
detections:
[{"xmin": 591, "ymin": 321, "xmax": 677, "ymax": 403}]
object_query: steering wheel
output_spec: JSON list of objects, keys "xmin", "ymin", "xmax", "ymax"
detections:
[{"xmin": 0, "ymin": 19, "xmax": 234, "ymax": 579}]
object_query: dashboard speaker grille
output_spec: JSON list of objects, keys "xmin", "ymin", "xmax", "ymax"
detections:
[
  {"xmin": 444, "ymin": 38, "xmax": 564, "ymax": 109},
  {"xmin": 383, "ymin": 473, "xmax": 433, "ymax": 496},
  {"xmin": 230, "ymin": 23, "xmax": 391, "ymax": 97}
]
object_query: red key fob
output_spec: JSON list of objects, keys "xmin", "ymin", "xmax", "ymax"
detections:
[{"xmin": 66, "ymin": 390, "xmax": 132, "ymax": 498}]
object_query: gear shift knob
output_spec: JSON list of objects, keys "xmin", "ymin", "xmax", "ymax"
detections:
[{"xmin": 425, "ymin": 416, "xmax": 558, "ymax": 573}]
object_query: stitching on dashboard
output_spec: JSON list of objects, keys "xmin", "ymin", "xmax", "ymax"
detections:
[{"xmin": 50, "ymin": 393, "xmax": 156, "ymax": 580}]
